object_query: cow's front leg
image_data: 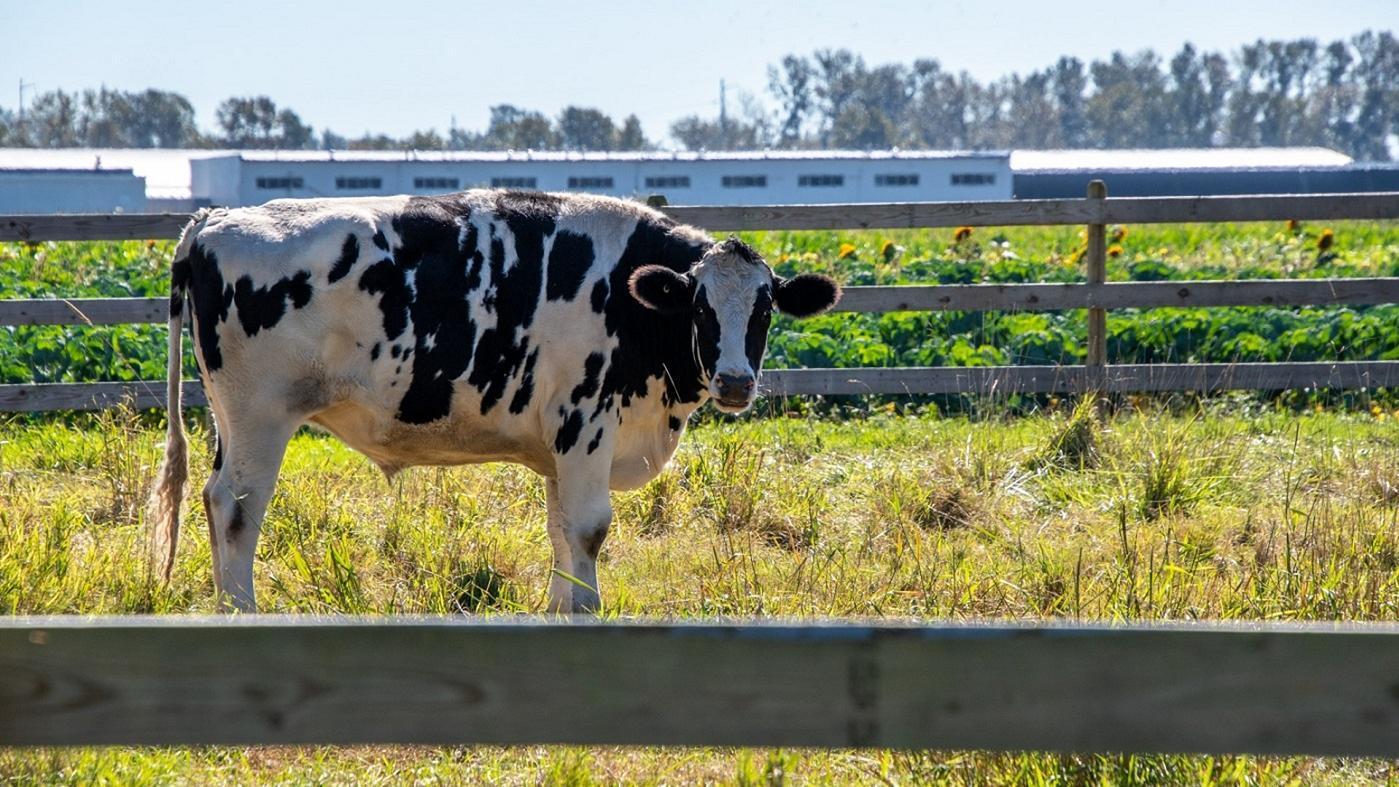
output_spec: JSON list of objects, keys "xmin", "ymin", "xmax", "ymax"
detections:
[{"xmin": 545, "ymin": 458, "xmax": 613, "ymax": 614}]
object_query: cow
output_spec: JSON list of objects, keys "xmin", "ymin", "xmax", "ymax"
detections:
[{"xmin": 146, "ymin": 190, "xmax": 840, "ymax": 613}]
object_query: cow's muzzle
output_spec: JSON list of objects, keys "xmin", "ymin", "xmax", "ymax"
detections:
[{"xmin": 713, "ymin": 372, "xmax": 757, "ymax": 412}]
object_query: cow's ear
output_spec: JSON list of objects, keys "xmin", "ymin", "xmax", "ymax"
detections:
[
  {"xmin": 774, "ymin": 273, "xmax": 841, "ymax": 317},
  {"xmin": 628, "ymin": 265, "xmax": 694, "ymax": 314}
]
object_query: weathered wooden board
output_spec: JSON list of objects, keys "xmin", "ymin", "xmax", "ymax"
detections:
[
  {"xmin": 2, "ymin": 192, "xmax": 1394, "ymax": 240},
  {"xmin": 669, "ymin": 192, "xmax": 1399, "ymax": 230},
  {"xmin": 5, "ymin": 279, "xmax": 1397, "ymax": 329},
  {"xmin": 1, "ymin": 617, "xmax": 1396, "ymax": 754},
  {"xmin": 6, "ymin": 363, "xmax": 1397, "ymax": 411},
  {"xmin": 834, "ymin": 278, "xmax": 1399, "ymax": 313},
  {"xmin": 0, "ymin": 381, "xmax": 206, "ymax": 412},
  {"xmin": 0, "ymin": 213, "xmax": 190, "ymax": 242},
  {"xmin": 0, "ymin": 297, "xmax": 169, "ymax": 326},
  {"xmin": 760, "ymin": 362, "xmax": 1399, "ymax": 396}
]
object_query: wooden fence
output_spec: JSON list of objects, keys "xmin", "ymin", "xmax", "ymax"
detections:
[
  {"xmin": 4, "ymin": 617, "xmax": 1399, "ymax": 754},
  {"xmin": 2, "ymin": 189, "xmax": 1398, "ymax": 412}
]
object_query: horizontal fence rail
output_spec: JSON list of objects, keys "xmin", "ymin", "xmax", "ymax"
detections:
[
  {"xmin": 5, "ymin": 278, "xmax": 1399, "ymax": 327},
  {"xmin": 5, "ymin": 362, "xmax": 1399, "ymax": 412},
  {"xmin": 3, "ymin": 618, "xmax": 1398, "ymax": 754},
  {"xmin": 2, "ymin": 192, "xmax": 1397, "ymax": 240}
]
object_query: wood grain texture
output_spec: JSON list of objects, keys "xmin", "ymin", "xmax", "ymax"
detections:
[
  {"xmin": 0, "ymin": 381, "xmax": 205, "ymax": 412},
  {"xmin": 1, "ymin": 617, "xmax": 1396, "ymax": 753},
  {"xmin": 5, "ymin": 363, "xmax": 1398, "ymax": 411},
  {"xmin": 1085, "ymin": 181, "xmax": 1108, "ymax": 368},
  {"xmin": 0, "ymin": 297, "xmax": 169, "ymax": 326},
  {"xmin": 0, "ymin": 213, "xmax": 190, "ymax": 242},
  {"xmin": 759, "ymin": 362, "xmax": 1399, "ymax": 396},
  {"xmin": 6, "ymin": 279, "xmax": 1397, "ymax": 329},
  {"xmin": 831, "ymin": 279, "xmax": 1399, "ymax": 313},
  {"xmin": 2, "ymin": 192, "xmax": 1394, "ymax": 239}
]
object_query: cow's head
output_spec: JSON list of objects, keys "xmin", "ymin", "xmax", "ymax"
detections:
[{"xmin": 629, "ymin": 236, "xmax": 841, "ymax": 413}]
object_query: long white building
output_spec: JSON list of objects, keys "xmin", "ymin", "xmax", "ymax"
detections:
[
  {"xmin": 191, "ymin": 149, "xmax": 1012, "ymax": 207},
  {"xmin": 0, "ymin": 146, "xmax": 1373, "ymax": 214}
]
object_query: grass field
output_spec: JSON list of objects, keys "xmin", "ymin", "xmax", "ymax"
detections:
[{"xmin": 2, "ymin": 404, "xmax": 1397, "ymax": 784}]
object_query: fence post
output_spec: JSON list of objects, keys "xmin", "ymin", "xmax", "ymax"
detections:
[{"xmin": 1085, "ymin": 180, "xmax": 1108, "ymax": 401}]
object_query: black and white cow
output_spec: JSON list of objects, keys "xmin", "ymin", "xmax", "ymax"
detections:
[{"xmin": 147, "ymin": 190, "xmax": 840, "ymax": 612}]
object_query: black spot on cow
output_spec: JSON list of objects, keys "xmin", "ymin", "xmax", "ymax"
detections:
[
  {"xmin": 371, "ymin": 229, "xmax": 390, "ymax": 252},
  {"xmin": 590, "ymin": 279, "xmax": 609, "ymax": 313},
  {"xmin": 227, "ymin": 507, "xmax": 246, "ymax": 541},
  {"xmin": 358, "ymin": 258, "xmax": 412, "ymax": 340},
  {"xmin": 668, "ymin": 416, "xmax": 682, "ymax": 431},
  {"xmin": 328, "ymin": 234, "xmax": 360, "ymax": 284},
  {"xmin": 581, "ymin": 526, "xmax": 608, "ymax": 559},
  {"xmin": 497, "ymin": 189, "xmax": 564, "ymax": 218},
  {"xmin": 465, "ymin": 193, "xmax": 555, "ymax": 415},
  {"xmin": 392, "ymin": 196, "xmax": 490, "ymax": 424},
  {"xmin": 169, "ymin": 257, "xmax": 191, "ymax": 318},
  {"xmin": 592, "ymin": 218, "xmax": 710, "ymax": 418},
  {"xmin": 212, "ymin": 434, "xmax": 224, "ymax": 471},
  {"xmin": 692, "ymin": 285, "xmax": 722, "ymax": 383},
  {"xmin": 390, "ymin": 344, "xmax": 401, "ymax": 358},
  {"xmin": 555, "ymin": 407, "xmax": 585, "ymax": 454},
  {"xmin": 232, "ymin": 270, "xmax": 313, "ymax": 337},
  {"xmin": 370, "ymin": 342, "xmax": 381, "ymax": 361},
  {"xmin": 509, "ymin": 348, "xmax": 540, "ymax": 415},
  {"xmin": 546, "ymin": 230, "xmax": 594, "ymax": 301},
  {"xmin": 744, "ymin": 284, "xmax": 773, "ymax": 372},
  {"xmin": 586, "ymin": 428, "xmax": 604, "ymax": 455},
  {"xmin": 714, "ymin": 234, "xmax": 762, "ymax": 265},
  {"xmin": 186, "ymin": 242, "xmax": 233, "ymax": 372},
  {"xmin": 571, "ymin": 352, "xmax": 606, "ymax": 404}
]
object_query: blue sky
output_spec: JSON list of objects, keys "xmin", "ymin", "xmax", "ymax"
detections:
[{"xmin": 4, "ymin": 1, "xmax": 1392, "ymax": 144}]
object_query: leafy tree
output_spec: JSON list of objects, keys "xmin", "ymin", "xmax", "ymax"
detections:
[
  {"xmin": 28, "ymin": 91, "xmax": 82, "ymax": 147},
  {"xmin": 768, "ymin": 54, "xmax": 815, "ymax": 146},
  {"xmin": 484, "ymin": 104, "xmax": 557, "ymax": 149},
  {"xmin": 557, "ymin": 106, "xmax": 617, "ymax": 150},
  {"xmin": 403, "ymin": 129, "xmax": 447, "ymax": 150},
  {"xmin": 616, "ymin": 114, "xmax": 647, "ymax": 150},
  {"xmin": 215, "ymin": 96, "xmax": 314, "ymax": 149}
]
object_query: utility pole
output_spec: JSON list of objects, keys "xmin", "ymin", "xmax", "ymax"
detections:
[
  {"xmin": 719, "ymin": 79, "xmax": 729, "ymax": 149},
  {"xmin": 18, "ymin": 79, "xmax": 34, "ymax": 138}
]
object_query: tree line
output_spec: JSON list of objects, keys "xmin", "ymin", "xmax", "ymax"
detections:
[{"xmin": 0, "ymin": 31, "xmax": 1393, "ymax": 159}]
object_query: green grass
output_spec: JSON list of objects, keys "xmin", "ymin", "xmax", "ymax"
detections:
[{"xmin": 2, "ymin": 405, "xmax": 1398, "ymax": 783}]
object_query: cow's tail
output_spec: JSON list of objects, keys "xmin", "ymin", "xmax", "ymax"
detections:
[{"xmin": 148, "ymin": 208, "xmax": 212, "ymax": 581}]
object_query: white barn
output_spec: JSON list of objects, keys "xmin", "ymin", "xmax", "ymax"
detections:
[
  {"xmin": 189, "ymin": 150, "xmax": 1013, "ymax": 207},
  {"xmin": 0, "ymin": 146, "xmax": 1369, "ymax": 214},
  {"xmin": 0, "ymin": 167, "xmax": 147, "ymax": 213}
]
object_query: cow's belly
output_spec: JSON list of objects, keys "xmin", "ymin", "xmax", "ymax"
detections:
[
  {"xmin": 607, "ymin": 400, "xmax": 692, "ymax": 491},
  {"xmin": 307, "ymin": 399, "xmax": 556, "ymax": 478}
]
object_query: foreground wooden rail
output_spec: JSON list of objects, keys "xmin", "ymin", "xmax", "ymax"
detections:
[{"xmin": 2, "ymin": 617, "xmax": 1397, "ymax": 754}]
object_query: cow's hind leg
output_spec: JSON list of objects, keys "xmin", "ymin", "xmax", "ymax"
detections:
[
  {"xmin": 545, "ymin": 458, "xmax": 613, "ymax": 614},
  {"xmin": 201, "ymin": 414, "xmax": 299, "ymax": 612}
]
